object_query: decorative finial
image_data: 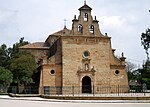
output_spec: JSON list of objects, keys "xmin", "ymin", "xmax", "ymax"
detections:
[
  {"xmin": 74, "ymin": 15, "xmax": 76, "ymax": 19},
  {"xmin": 84, "ymin": 0, "xmax": 86, "ymax": 5},
  {"xmin": 120, "ymin": 52, "xmax": 126, "ymax": 63},
  {"xmin": 95, "ymin": 16, "xmax": 97, "ymax": 20},
  {"xmin": 121, "ymin": 52, "xmax": 124, "ymax": 57}
]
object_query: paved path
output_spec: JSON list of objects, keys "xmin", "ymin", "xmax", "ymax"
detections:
[
  {"xmin": 1, "ymin": 95, "xmax": 150, "ymax": 103},
  {"xmin": 1, "ymin": 95, "xmax": 150, "ymax": 102},
  {"xmin": 0, "ymin": 98, "xmax": 150, "ymax": 107}
]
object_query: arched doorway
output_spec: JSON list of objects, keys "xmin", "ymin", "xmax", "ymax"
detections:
[{"xmin": 82, "ymin": 76, "xmax": 91, "ymax": 93}]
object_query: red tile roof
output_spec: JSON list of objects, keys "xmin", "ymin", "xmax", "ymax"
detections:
[
  {"xmin": 19, "ymin": 42, "xmax": 49, "ymax": 49},
  {"xmin": 51, "ymin": 27, "xmax": 71, "ymax": 35}
]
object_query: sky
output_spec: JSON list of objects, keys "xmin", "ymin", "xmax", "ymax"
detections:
[{"xmin": 0, "ymin": 0, "xmax": 150, "ymax": 67}]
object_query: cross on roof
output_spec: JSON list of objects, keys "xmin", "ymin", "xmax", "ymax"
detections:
[
  {"xmin": 64, "ymin": 19, "xmax": 67, "ymax": 29},
  {"xmin": 84, "ymin": 0, "xmax": 86, "ymax": 5}
]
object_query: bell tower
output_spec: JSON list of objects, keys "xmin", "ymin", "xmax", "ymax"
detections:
[{"xmin": 71, "ymin": 1, "xmax": 102, "ymax": 36}]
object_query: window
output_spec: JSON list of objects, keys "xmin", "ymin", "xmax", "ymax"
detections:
[
  {"xmin": 50, "ymin": 70, "xmax": 55, "ymax": 75},
  {"xmin": 78, "ymin": 24, "xmax": 83, "ymax": 33},
  {"xmin": 84, "ymin": 13, "xmax": 88, "ymax": 21},
  {"xmin": 89, "ymin": 25, "xmax": 94, "ymax": 34},
  {"xmin": 115, "ymin": 70, "xmax": 120, "ymax": 75},
  {"xmin": 83, "ymin": 51, "xmax": 90, "ymax": 58}
]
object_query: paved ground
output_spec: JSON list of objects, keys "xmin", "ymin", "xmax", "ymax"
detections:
[
  {"xmin": 0, "ymin": 95, "xmax": 150, "ymax": 107},
  {"xmin": 0, "ymin": 98, "xmax": 150, "ymax": 107}
]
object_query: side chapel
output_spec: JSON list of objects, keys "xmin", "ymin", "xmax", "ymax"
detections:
[{"xmin": 20, "ymin": 1, "xmax": 129, "ymax": 94}]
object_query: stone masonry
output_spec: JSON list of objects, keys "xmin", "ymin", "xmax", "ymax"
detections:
[{"xmin": 20, "ymin": 2, "xmax": 129, "ymax": 95}]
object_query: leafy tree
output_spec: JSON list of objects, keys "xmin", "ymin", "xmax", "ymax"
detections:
[
  {"xmin": 0, "ymin": 37, "xmax": 29, "ymax": 69},
  {"xmin": 0, "ymin": 66, "xmax": 13, "ymax": 92},
  {"xmin": 0, "ymin": 37, "xmax": 37, "ymax": 93},
  {"xmin": 141, "ymin": 28, "xmax": 150, "ymax": 59},
  {"xmin": 11, "ymin": 37, "xmax": 29, "ymax": 58},
  {"xmin": 10, "ymin": 51, "xmax": 36, "ymax": 85},
  {"xmin": 9, "ymin": 37, "xmax": 34, "ymax": 86},
  {"xmin": 128, "ymin": 60, "xmax": 150, "ymax": 88},
  {"xmin": 132, "ymin": 60, "xmax": 150, "ymax": 89},
  {"xmin": 0, "ymin": 44, "xmax": 11, "ymax": 68},
  {"xmin": 141, "ymin": 60, "xmax": 150, "ymax": 89}
]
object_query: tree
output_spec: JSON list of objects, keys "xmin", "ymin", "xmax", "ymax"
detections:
[
  {"xmin": 0, "ymin": 66, "xmax": 13, "ymax": 92},
  {"xmin": 141, "ymin": 28, "xmax": 150, "ymax": 59},
  {"xmin": 140, "ymin": 60, "xmax": 150, "ymax": 89},
  {"xmin": 126, "ymin": 61, "xmax": 137, "ymax": 81},
  {"xmin": 10, "ymin": 51, "xmax": 37, "ymax": 85},
  {"xmin": 0, "ymin": 37, "xmax": 37, "ymax": 93},
  {"xmin": 142, "ymin": 60, "xmax": 150, "ymax": 77},
  {"xmin": 9, "ymin": 37, "xmax": 33, "ymax": 85},
  {"xmin": 0, "ymin": 44, "xmax": 11, "ymax": 68},
  {"xmin": 11, "ymin": 37, "xmax": 29, "ymax": 58},
  {"xmin": 131, "ymin": 60, "xmax": 150, "ymax": 89},
  {"xmin": 0, "ymin": 37, "xmax": 29, "ymax": 69}
]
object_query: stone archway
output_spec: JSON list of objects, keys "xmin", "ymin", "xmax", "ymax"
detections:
[{"xmin": 82, "ymin": 76, "xmax": 91, "ymax": 93}]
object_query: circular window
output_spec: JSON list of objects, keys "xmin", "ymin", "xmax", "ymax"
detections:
[
  {"xmin": 115, "ymin": 70, "xmax": 120, "ymax": 75},
  {"xmin": 83, "ymin": 51, "xmax": 90, "ymax": 58},
  {"xmin": 50, "ymin": 70, "xmax": 55, "ymax": 75}
]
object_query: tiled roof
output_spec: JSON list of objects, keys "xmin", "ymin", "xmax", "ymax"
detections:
[
  {"xmin": 52, "ymin": 27, "xmax": 71, "ymax": 36},
  {"xmin": 45, "ymin": 27, "xmax": 71, "ymax": 43},
  {"xmin": 19, "ymin": 42, "xmax": 49, "ymax": 49},
  {"xmin": 79, "ymin": 4, "xmax": 92, "ymax": 11}
]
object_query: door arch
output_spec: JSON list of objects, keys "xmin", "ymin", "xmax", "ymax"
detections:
[{"xmin": 82, "ymin": 76, "xmax": 91, "ymax": 93}]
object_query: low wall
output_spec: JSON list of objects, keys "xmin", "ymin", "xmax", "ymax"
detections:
[{"xmin": 41, "ymin": 95, "xmax": 150, "ymax": 100}]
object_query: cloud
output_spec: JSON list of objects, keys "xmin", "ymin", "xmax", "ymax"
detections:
[
  {"xmin": 97, "ymin": 13, "xmax": 146, "ymax": 66},
  {"xmin": 0, "ymin": 8, "xmax": 20, "ymax": 46},
  {"xmin": 99, "ymin": 16, "xmax": 125, "ymax": 29}
]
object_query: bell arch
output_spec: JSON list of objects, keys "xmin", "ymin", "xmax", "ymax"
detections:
[
  {"xmin": 89, "ymin": 25, "xmax": 94, "ymax": 34},
  {"xmin": 78, "ymin": 24, "xmax": 83, "ymax": 33}
]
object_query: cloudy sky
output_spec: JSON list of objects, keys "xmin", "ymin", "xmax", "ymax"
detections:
[{"xmin": 0, "ymin": 0, "xmax": 150, "ymax": 66}]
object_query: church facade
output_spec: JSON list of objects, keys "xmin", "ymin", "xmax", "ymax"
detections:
[{"xmin": 20, "ymin": 2, "xmax": 129, "ymax": 94}]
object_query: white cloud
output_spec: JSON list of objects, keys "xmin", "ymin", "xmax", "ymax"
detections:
[{"xmin": 99, "ymin": 16, "xmax": 124, "ymax": 28}]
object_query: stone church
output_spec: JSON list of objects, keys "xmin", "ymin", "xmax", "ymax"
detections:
[{"xmin": 20, "ymin": 2, "xmax": 129, "ymax": 94}]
